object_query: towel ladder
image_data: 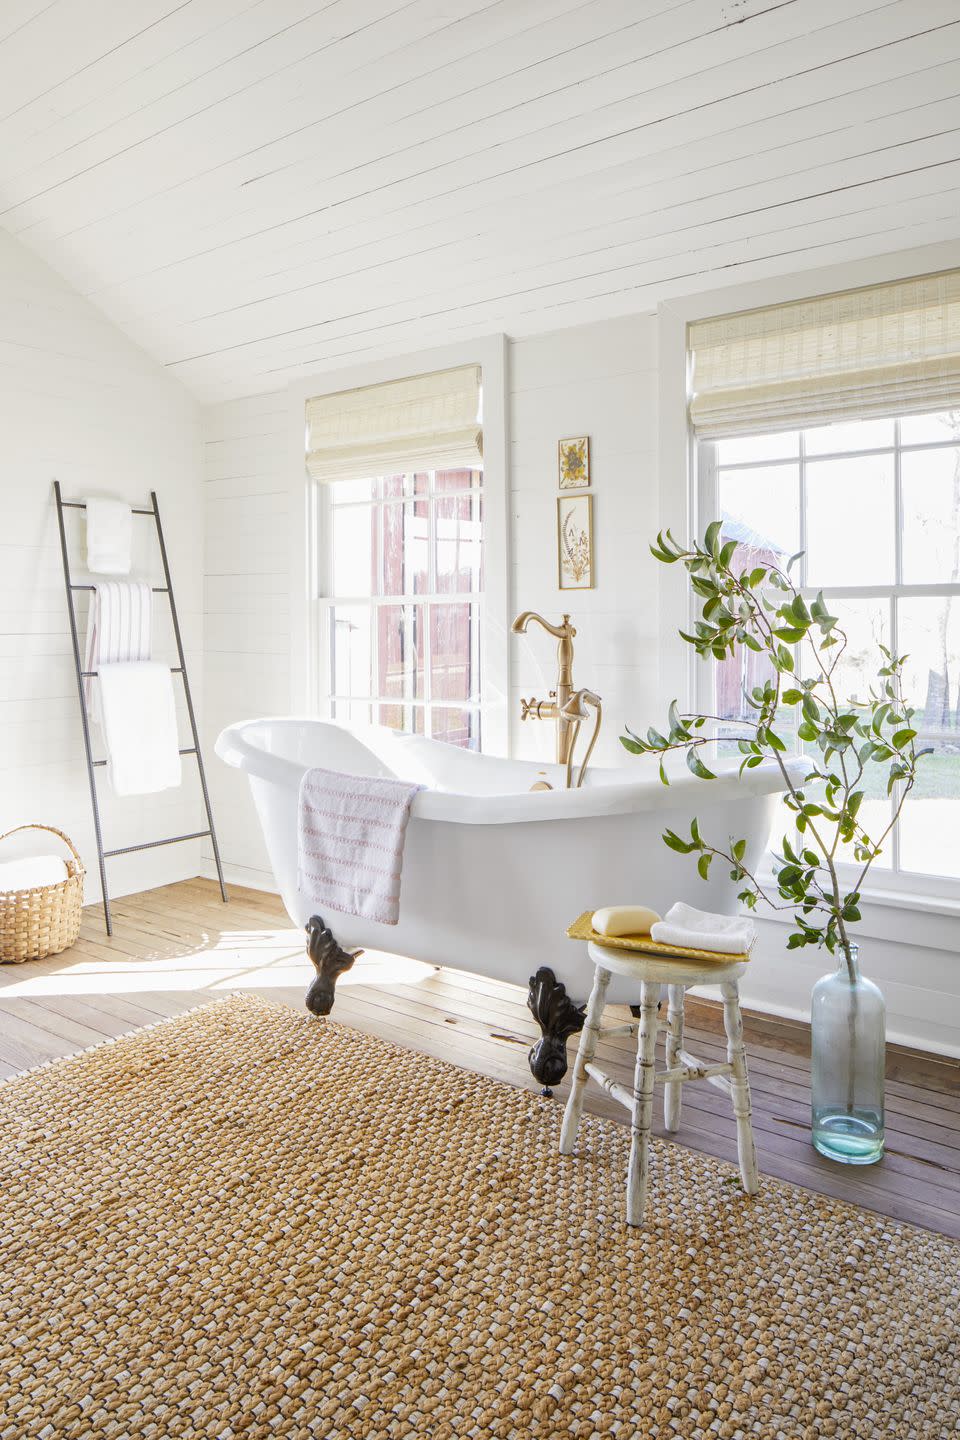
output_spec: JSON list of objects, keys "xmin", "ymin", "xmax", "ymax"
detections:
[{"xmin": 53, "ymin": 480, "xmax": 227, "ymax": 936}]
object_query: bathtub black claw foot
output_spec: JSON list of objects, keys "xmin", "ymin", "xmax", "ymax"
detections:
[
  {"xmin": 305, "ymin": 915, "xmax": 363, "ymax": 1016},
  {"xmin": 526, "ymin": 967, "xmax": 586, "ymax": 1091}
]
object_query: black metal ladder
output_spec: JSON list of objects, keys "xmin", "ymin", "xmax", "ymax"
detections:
[{"xmin": 53, "ymin": 480, "xmax": 227, "ymax": 935}]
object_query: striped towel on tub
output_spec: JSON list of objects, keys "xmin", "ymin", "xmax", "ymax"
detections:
[{"xmin": 297, "ymin": 767, "xmax": 422, "ymax": 926}]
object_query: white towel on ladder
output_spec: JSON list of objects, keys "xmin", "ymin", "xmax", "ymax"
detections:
[
  {"xmin": 85, "ymin": 497, "xmax": 133, "ymax": 575},
  {"xmin": 83, "ymin": 581, "xmax": 152, "ymax": 714},
  {"xmin": 97, "ymin": 662, "xmax": 182, "ymax": 796}
]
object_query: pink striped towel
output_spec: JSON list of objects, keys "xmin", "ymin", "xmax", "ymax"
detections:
[{"xmin": 297, "ymin": 767, "xmax": 422, "ymax": 926}]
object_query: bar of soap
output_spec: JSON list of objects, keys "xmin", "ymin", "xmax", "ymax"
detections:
[{"xmin": 592, "ymin": 905, "xmax": 661, "ymax": 938}]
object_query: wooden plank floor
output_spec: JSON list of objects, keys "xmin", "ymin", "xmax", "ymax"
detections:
[{"xmin": 1, "ymin": 879, "xmax": 958, "ymax": 1239}]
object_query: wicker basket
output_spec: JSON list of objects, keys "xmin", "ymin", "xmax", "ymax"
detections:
[{"xmin": 0, "ymin": 824, "xmax": 85, "ymax": 964}]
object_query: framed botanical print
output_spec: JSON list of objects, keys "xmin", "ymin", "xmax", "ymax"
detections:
[
  {"xmin": 557, "ymin": 494, "xmax": 594, "ymax": 590},
  {"xmin": 558, "ymin": 435, "xmax": 590, "ymax": 489}
]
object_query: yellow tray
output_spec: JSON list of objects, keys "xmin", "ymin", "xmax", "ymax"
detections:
[{"xmin": 566, "ymin": 910, "xmax": 750, "ymax": 963}]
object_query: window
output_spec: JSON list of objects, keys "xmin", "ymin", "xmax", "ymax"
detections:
[
  {"xmin": 698, "ymin": 409, "xmax": 960, "ymax": 889},
  {"xmin": 324, "ymin": 467, "xmax": 483, "ymax": 749},
  {"xmin": 307, "ymin": 361, "xmax": 494, "ymax": 751}
]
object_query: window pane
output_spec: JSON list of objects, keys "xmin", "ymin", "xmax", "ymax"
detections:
[
  {"xmin": 380, "ymin": 499, "xmax": 428, "ymax": 596},
  {"xmin": 431, "ymin": 706, "xmax": 480, "ymax": 750},
  {"xmin": 430, "ymin": 602, "xmax": 477, "ymax": 703},
  {"xmin": 436, "ymin": 493, "xmax": 482, "ymax": 594},
  {"xmin": 899, "ymin": 410, "xmax": 960, "ymax": 446},
  {"xmin": 715, "ymin": 432, "xmax": 798, "ymax": 465},
  {"xmin": 333, "ymin": 698, "xmax": 371, "ymax": 725},
  {"xmin": 435, "ymin": 466, "xmax": 480, "ymax": 493},
  {"xmin": 377, "ymin": 604, "xmax": 424, "ymax": 701},
  {"xmin": 807, "ymin": 597, "xmax": 889, "ymax": 706},
  {"xmin": 832, "ymin": 761, "xmax": 892, "ymax": 872},
  {"xmin": 405, "ymin": 500, "xmax": 430, "ymax": 594},
  {"xmin": 331, "ymin": 605, "xmax": 373, "ymax": 696},
  {"xmin": 901, "ymin": 446, "xmax": 960, "ymax": 585},
  {"xmin": 899, "ymin": 740, "xmax": 960, "ymax": 879},
  {"xmin": 378, "ymin": 703, "xmax": 404, "ymax": 730},
  {"xmin": 804, "ymin": 418, "xmax": 894, "ymax": 455},
  {"xmin": 332, "ymin": 505, "xmax": 375, "ymax": 597},
  {"xmin": 331, "ymin": 477, "xmax": 375, "ymax": 504},
  {"xmin": 899, "ymin": 598, "xmax": 960, "ymax": 733},
  {"xmin": 717, "ymin": 465, "xmax": 798, "ymax": 561},
  {"xmin": 805, "ymin": 455, "xmax": 894, "ymax": 586},
  {"xmin": 381, "ymin": 474, "xmax": 407, "ymax": 500}
]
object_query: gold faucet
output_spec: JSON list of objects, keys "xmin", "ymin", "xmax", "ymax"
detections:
[
  {"xmin": 512, "ymin": 612, "xmax": 601, "ymax": 785},
  {"xmin": 560, "ymin": 688, "xmax": 603, "ymax": 789}
]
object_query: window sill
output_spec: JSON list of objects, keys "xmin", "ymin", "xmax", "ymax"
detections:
[{"xmin": 755, "ymin": 874, "xmax": 960, "ymax": 922}]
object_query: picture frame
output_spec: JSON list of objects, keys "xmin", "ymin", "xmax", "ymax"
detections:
[
  {"xmin": 557, "ymin": 494, "xmax": 594, "ymax": 590},
  {"xmin": 558, "ymin": 435, "xmax": 590, "ymax": 489}
]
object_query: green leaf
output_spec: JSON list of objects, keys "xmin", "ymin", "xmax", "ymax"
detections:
[
  {"xmin": 663, "ymin": 829, "xmax": 696, "ymax": 855},
  {"xmin": 620, "ymin": 736, "xmax": 644, "ymax": 754},
  {"xmin": 732, "ymin": 838, "xmax": 746, "ymax": 862},
  {"xmin": 686, "ymin": 748, "xmax": 716, "ymax": 780},
  {"xmin": 703, "ymin": 519, "xmax": 722, "ymax": 557},
  {"xmin": 892, "ymin": 727, "xmax": 917, "ymax": 748},
  {"xmin": 659, "ymin": 759, "xmax": 669, "ymax": 787},
  {"xmin": 697, "ymin": 852, "xmax": 712, "ymax": 881},
  {"xmin": 774, "ymin": 627, "xmax": 806, "ymax": 644}
]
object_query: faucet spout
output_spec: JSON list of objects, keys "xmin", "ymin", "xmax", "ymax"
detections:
[{"xmin": 512, "ymin": 610, "xmax": 576, "ymax": 640}]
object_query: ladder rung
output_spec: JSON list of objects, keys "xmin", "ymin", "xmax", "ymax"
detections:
[
  {"xmin": 93, "ymin": 748, "xmax": 197, "ymax": 768},
  {"xmin": 70, "ymin": 583, "xmax": 169, "ymax": 593},
  {"xmin": 61, "ymin": 501, "xmax": 154, "ymax": 515},
  {"xmin": 81, "ymin": 667, "xmax": 184, "ymax": 678},
  {"xmin": 103, "ymin": 830, "xmax": 211, "ymax": 858}
]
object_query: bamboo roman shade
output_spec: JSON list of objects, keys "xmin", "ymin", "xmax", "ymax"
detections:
[
  {"xmin": 689, "ymin": 269, "xmax": 960, "ymax": 438},
  {"xmin": 306, "ymin": 365, "xmax": 482, "ymax": 482}
]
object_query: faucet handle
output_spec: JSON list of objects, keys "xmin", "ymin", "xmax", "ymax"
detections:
[{"xmin": 520, "ymin": 696, "xmax": 539, "ymax": 721}]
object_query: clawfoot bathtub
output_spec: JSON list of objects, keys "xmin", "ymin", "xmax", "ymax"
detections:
[{"xmin": 215, "ymin": 719, "xmax": 793, "ymax": 1087}]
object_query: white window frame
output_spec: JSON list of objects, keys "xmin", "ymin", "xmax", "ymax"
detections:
[
  {"xmin": 697, "ymin": 420, "xmax": 960, "ymax": 901},
  {"xmin": 286, "ymin": 336, "xmax": 509, "ymax": 754}
]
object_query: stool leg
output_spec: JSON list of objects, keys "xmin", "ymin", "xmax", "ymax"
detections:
[
  {"xmin": 626, "ymin": 979, "xmax": 659, "ymax": 1226},
  {"xmin": 559, "ymin": 963, "xmax": 610, "ymax": 1155},
  {"xmin": 663, "ymin": 983, "xmax": 685, "ymax": 1133},
  {"xmin": 721, "ymin": 979, "xmax": 759, "ymax": 1195}
]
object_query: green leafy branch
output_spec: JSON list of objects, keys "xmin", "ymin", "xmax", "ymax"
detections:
[{"xmin": 621, "ymin": 522, "xmax": 931, "ymax": 978}]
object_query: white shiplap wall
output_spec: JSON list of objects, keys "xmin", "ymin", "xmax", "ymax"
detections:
[
  {"xmin": 202, "ymin": 393, "xmax": 292, "ymax": 887},
  {"xmin": 0, "ymin": 226, "xmax": 205, "ymax": 903},
  {"xmin": 509, "ymin": 315, "xmax": 661, "ymax": 766}
]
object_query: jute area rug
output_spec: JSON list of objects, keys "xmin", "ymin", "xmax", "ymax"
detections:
[{"xmin": 0, "ymin": 996, "xmax": 956, "ymax": 1440}]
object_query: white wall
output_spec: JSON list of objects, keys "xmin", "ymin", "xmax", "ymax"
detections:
[
  {"xmin": 201, "ymin": 393, "xmax": 292, "ymax": 887},
  {"xmin": 509, "ymin": 315, "xmax": 661, "ymax": 766},
  {"xmin": 0, "ymin": 228, "xmax": 205, "ymax": 903}
]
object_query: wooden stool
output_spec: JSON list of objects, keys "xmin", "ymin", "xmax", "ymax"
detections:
[{"xmin": 560, "ymin": 940, "xmax": 760, "ymax": 1226}]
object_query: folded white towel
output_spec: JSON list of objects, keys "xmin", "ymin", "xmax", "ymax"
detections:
[
  {"xmin": 0, "ymin": 856, "xmax": 68, "ymax": 892},
  {"xmin": 98, "ymin": 662, "xmax": 182, "ymax": 796},
  {"xmin": 298, "ymin": 766, "xmax": 421, "ymax": 926},
  {"xmin": 84, "ymin": 581, "xmax": 153, "ymax": 716},
  {"xmin": 85, "ymin": 497, "xmax": 133, "ymax": 575},
  {"xmin": 650, "ymin": 902, "xmax": 756, "ymax": 956}
]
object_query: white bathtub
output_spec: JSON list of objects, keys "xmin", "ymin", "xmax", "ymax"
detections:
[{"xmin": 216, "ymin": 718, "xmax": 794, "ymax": 1084}]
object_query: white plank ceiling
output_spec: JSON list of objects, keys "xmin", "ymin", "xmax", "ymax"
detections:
[{"xmin": 2, "ymin": 0, "xmax": 959, "ymax": 401}]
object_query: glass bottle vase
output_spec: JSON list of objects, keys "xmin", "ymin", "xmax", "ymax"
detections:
[{"xmin": 810, "ymin": 944, "xmax": 885, "ymax": 1164}]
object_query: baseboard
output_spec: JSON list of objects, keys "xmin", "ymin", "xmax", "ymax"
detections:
[{"xmin": 200, "ymin": 859, "xmax": 279, "ymax": 895}]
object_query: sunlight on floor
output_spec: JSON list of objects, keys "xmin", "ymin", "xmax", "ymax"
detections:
[{"xmin": 0, "ymin": 929, "xmax": 436, "ymax": 1000}]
